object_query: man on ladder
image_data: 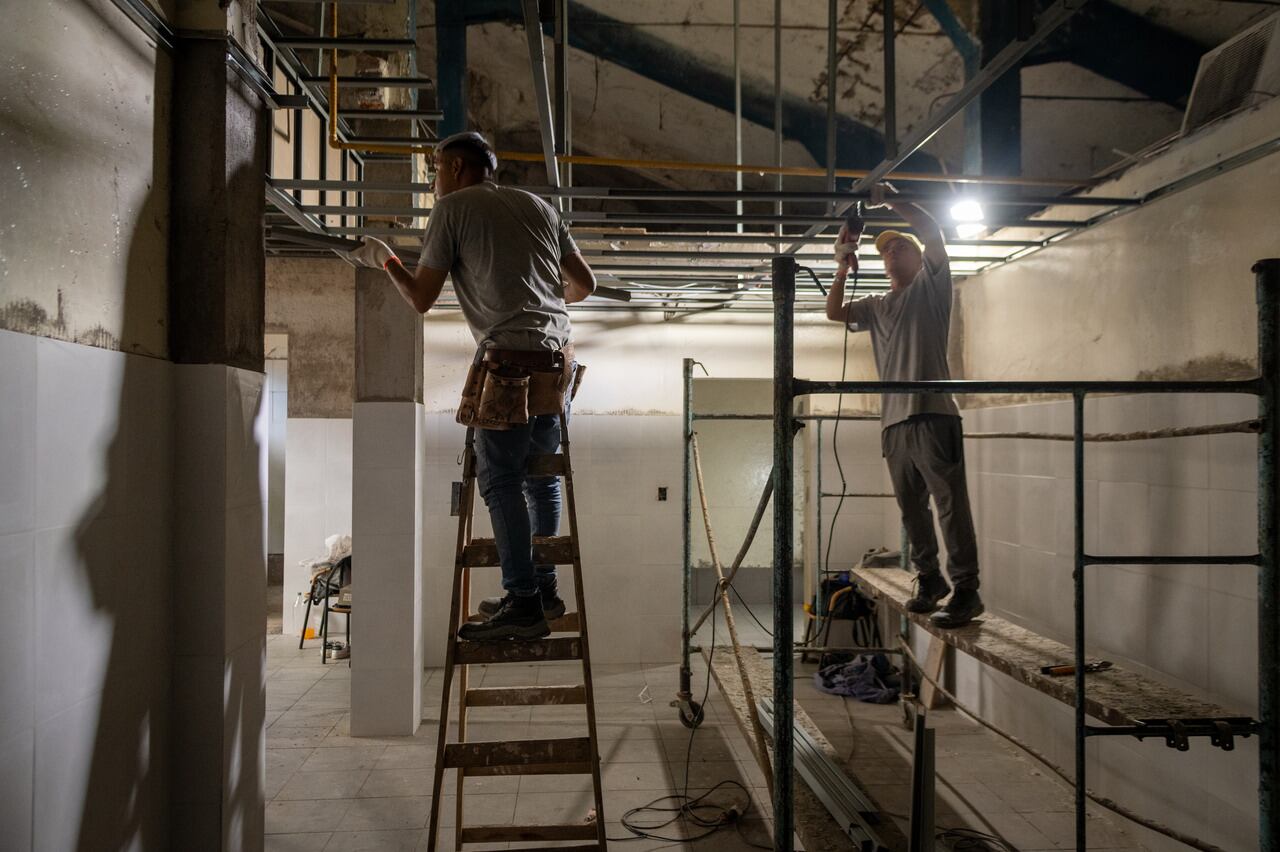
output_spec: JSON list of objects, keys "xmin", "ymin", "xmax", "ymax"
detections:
[{"xmin": 348, "ymin": 130, "xmax": 598, "ymax": 641}]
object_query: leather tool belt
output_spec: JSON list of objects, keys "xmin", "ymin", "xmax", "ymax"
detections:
[{"xmin": 456, "ymin": 343, "xmax": 585, "ymax": 430}]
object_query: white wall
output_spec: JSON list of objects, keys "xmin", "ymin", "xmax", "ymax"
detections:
[
  {"xmin": 283, "ymin": 419, "xmax": 353, "ymax": 637},
  {"xmin": 0, "ymin": 330, "xmax": 175, "ymax": 849},
  {"xmin": 265, "ymin": 356, "xmax": 287, "ymax": 555},
  {"xmin": 926, "ymin": 106, "xmax": 1280, "ymax": 852}
]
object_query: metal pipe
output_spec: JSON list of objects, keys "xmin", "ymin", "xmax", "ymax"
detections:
[
  {"xmin": 798, "ymin": 378, "xmax": 1263, "ymax": 396},
  {"xmin": 734, "ymin": 0, "xmax": 743, "ymax": 234},
  {"xmin": 816, "ymin": 419, "xmax": 823, "ymax": 617},
  {"xmin": 693, "ymin": 413, "xmax": 880, "ymax": 421},
  {"xmin": 570, "ymin": 231, "xmax": 1044, "ymax": 247},
  {"xmin": 521, "ymin": 0, "xmax": 562, "ymax": 206},
  {"xmin": 1084, "ymin": 554, "xmax": 1260, "ymax": 566},
  {"xmin": 825, "ymin": 0, "xmax": 838, "ymax": 214},
  {"xmin": 774, "ymin": 0, "xmax": 784, "ymax": 244},
  {"xmin": 771, "ymin": 255, "xmax": 797, "ymax": 851},
  {"xmin": 1073, "ymin": 390, "xmax": 1087, "ymax": 852},
  {"xmin": 883, "ymin": 0, "xmax": 896, "ymax": 159},
  {"xmin": 271, "ymin": 179, "xmax": 1134, "ymax": 205},
  {"xmin": 563, "ymin": 213, "xmax": 1090, "ymax": 228},
  {"xmin": 1256, "ymin": 258, "xmax": 1279, "ymax": 852},
  {"xmin": 494, "ymin": 151, "xmax": 1091, "ymax": 187},
  {"xmin": 681, "ymin": 358, "xmax": 695, "ymax": 712}
]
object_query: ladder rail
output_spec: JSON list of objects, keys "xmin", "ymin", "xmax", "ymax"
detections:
[
  {"xmin": 558, "ymin": 412, "xmax": 609, "ymax": 845},
  {"xmin": 426, "ymin": 412, "xmax": 608, "ymax": 850}
]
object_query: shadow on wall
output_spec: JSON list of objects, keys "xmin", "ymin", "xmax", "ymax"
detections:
[
  {"xmin": 69, "ymin": 138, "xmax": 170, "ymax": 852},
  {"xmin": 66, "ymin": 56, "xmax": 267, "ymax": 851}
]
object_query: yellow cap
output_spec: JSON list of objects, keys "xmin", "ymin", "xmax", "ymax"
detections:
[{"xmin": 874, "ymin": 230, "xmax": 923, "ymax": 255}]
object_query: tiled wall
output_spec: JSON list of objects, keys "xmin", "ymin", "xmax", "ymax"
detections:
[
  {"xmin": 420, "ymin": 412, "xmax": 685, "ymax": 665},
  {"xmin": 265, "ymin": 358, "xmax": 287, "ymax": 555},
  {"xmin": 170, "ymin": 364, "xmax": 269, "ymax": 849},
  {"xmin": 282, "ymin": 418, "xmax": 353, "ymax": 637},
  {"xmin": 931, "ymin": 394, "xmax": 1261, "ymax": 851},
  {"xmin": 351, "ymin": 402, "xmax": 424, "ymax": 735},
  {"xmin": 0, "ymin": 329, "xmax": 174, "ymax": 849}
]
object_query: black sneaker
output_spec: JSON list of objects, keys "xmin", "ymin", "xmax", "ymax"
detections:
[
  {"xmin": 905, "ymin": 572, "xmax": 950, "ymax": 614},
  {"xmin": 930, "ymin": 588, "xmax": 984, "ymax": 628},
  {"xmin": 478, "ymin": 590, "xmax": 566, "ymax": 621},
  {"xmin": 458, "ymin": 594, "xmax": 549, "ymax": 641}
]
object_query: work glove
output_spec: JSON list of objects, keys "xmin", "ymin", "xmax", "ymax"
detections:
[
  {"xmin": 344, "ymin": 236, "xmax": 398, "ymax": 269},
  {"xmin": 866, "ymin": 181, "xmax": 898, "ymax": 209},
  {"xmin": 833, "ymin": 223, "xmax": 860, "ymax": 278}
]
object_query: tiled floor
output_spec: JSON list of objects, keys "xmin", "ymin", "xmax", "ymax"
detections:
[
  {"xmin": 265, "ymin": 627, "xmax": 1147, "ymax": 851},
  {"xmin": 265, "ymin": 633, "xmax": 777, "ymax": 851}
]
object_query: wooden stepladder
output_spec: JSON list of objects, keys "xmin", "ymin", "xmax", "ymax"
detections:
[{"xmin": 426, "ymin": 412, "xmax": 607, "ymax": 851}]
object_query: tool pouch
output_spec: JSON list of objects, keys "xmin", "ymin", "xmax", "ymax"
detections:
[
  {"xmin": 478, "ymin": 368, "xmax": 530, "ymax": 428},
  {"xmin": 456, "ymin": 346, "xmax": 584, "ymax": 430}
]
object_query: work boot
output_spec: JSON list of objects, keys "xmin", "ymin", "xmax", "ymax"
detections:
[
  {"xmin": 930, "ymin": 588, "xmax": 984, "ymax": 628},
  {"xmin": 477, "ymin": 587, "xmax": 566, "ymax": 621},
  {"xmin": 459, "ymin": 594, "xmax": 549, "ymax": 641},
  {"xmin": 905, "ymin": 572, "xmax": 950, "ymax": 614}
]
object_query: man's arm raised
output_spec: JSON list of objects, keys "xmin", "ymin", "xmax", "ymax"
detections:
[{"xmin": 873, "ymin": 183, "xmax": 948, "ymax": 268}]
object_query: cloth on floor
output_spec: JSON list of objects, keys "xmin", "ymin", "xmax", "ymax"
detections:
[{"xmin": 813, "ymin": 653, "xmax": 901, "ymax": 703}]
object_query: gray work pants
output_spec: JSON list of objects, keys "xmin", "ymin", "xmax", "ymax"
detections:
[{"xmin": 882, "ymin": 414, "xmax": 980, "ymax": 590}]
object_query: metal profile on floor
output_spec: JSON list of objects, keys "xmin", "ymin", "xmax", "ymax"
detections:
[{"xmin": 757, "ymin": 698, "xmax": 888, "ymax": 852}]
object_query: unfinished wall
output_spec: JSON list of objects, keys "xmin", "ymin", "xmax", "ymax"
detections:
[
  {"xmin": 916, "ymin": 105, "xmax": 1280, "ymax": 851},
  {"xmin": 0, "ymin": 0, "xmax": 171, "ymax": 355},
  {"xmin": 416, "ymin": 0, "xmax": 1190, "ymax": 185},
  {"xmin": 0, "ymin": 2, "xmax": 174, "ymax": 849}
]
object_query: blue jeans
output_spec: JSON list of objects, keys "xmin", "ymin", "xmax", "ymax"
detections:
[{"xmin": 475, "ymin": 412, "xmax": 564, "ymax": 598}]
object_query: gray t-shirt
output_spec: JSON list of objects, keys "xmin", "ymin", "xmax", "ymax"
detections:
[
  {"xmin": 419, "ymin": 181, "xmax": 575, "ymax": 351},
  {"xmin": 846, "ymin": 255, "xmax": 960, "ymax": 430}
]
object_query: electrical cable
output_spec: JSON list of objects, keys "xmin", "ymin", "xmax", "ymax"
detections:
[{"xmin": 612, "ymin": 604, "xmax": 771, "ymax": 848}]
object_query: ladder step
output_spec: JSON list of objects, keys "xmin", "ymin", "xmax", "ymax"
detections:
[
  {"xmin": 456, "ymin": 637, "xmax": 582, "ymax": 665},
  {"xmin": 506, "ymin": 846, "xmax": 599, "ymax": 852},
  {"xmin": 443, "ymin": 736, "xmax": 592, "ymax": 770},
  {"xmin": 527, "ymin": 453, "xmax": 568, "ymax": 476},
  {"xmin": 465, "ymin": 611, "xmax": 581, "ymax": 632},
  {"xmin": 463, "ymin": 535, "xmax": 575, "ymax": 568},
  {"xmin": 466, "ymin": 685, "xmax": 586, "ymax": 707},
  {"xmin": 464, "ymin": 760, "xmax": 592, "ymax": 777},
  {"xmin": 459, "ymin": 824, "xmax": 598, "ymax": 843}
]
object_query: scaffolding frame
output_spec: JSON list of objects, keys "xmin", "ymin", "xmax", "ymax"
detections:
[{"xmin": 728, "ymin": 255, "xmax": 1277, "ymax": 852}]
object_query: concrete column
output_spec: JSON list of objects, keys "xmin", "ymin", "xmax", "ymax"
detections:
[
  {"xmin": 351, "ymin": 270, "xmax": 425, "ymax": 736},
  {"xmin": 168, "ymin": 34, "xmax": 269, "ymax": 852}
]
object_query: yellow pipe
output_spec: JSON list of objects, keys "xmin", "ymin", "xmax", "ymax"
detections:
[
  {"xmin": 327, "ymin": 3, "xmax": 434, "ymax": 155},
  {"xmin": 497, "ymin": 152, "xmax": 1088, "ymax": 188}
]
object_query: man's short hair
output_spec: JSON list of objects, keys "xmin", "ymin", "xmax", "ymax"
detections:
[{"xmin": 436, "ymin": 131, "xmax": 498, "ymax": 175}]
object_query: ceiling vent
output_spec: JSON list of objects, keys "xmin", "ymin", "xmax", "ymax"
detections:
[{"xmin": 1182, "ymin": 11, "xmax": 1280, "ymax": 135}]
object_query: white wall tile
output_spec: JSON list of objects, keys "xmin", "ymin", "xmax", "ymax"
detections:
[
  {"xmin": 0, "ymin": 531, "xmax": 35, "ymax": 734},
  {"xmin": 350, "ymin": 668, "xmax": 419, "ymax": 737},
  {"xmin": 173, "ymin": 365, "xmax": 230, "ymax": 514},
  {"xmin": 33, "ymin": 523, "xmax": 114, "ymax": 718},
  {"xmin": 0, "ymin": 330, "xmax": 37, "ymax": 536},
  {"xmin": 35, "ymin": 337, "xmax": 126, "ymax": 528},
  {"xmin": 32, "ymin": 696, "xmax": 100, "ymax": 851},
  {"xmin": 1207, "ymin": 590, "xmax": 1259, "ymax": 712},
  {"xmin": 0, "ymin": 729, "xmax": 34, "ymax": 852},
  {"xmin": 352, "ymin": 467, "xmax": 418, "ymax": 537}
]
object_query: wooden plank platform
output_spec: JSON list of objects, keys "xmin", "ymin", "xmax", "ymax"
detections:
[
  {"xmin": 852, "ymin": 565, "xmax": 1243, "ymax": 726},
  {"xmin": 702, "ymin": 646, "xmax": 908, "ymax": 852}
]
